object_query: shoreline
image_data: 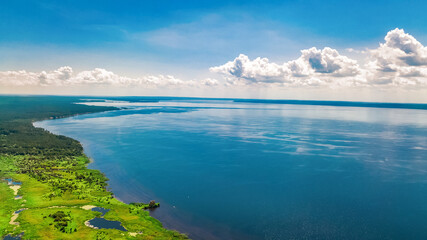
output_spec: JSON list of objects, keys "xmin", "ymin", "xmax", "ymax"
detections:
[
  {"xmin": 32, "ymin": 102, "xmax": 256, "ymax": 240},
  {"xmin": 32, "ymin": 107, "xmax": 227, "ymax": 240},
  {"xmin": 0, "ymin": 97, "xmax": 188, "ymax": 239},
  {"xmin": 32, "ymin": 117, "xmax": 136, "ymax": 208},
  {"xmin": 33, "ymin": 109, "xmax": 183, "ymax": 231}
]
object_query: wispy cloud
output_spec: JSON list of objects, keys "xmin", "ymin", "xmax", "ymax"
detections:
[{"xmin": 133, "ymin": 14, "xmax": 307, "ymax": 58}]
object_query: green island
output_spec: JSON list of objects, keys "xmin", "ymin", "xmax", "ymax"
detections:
[{"xmin": 0, "ymin": 96, "xmax": 188, "ymax": 240}]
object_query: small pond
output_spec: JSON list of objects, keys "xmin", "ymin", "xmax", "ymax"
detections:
[
  {"xmin": 88, "ymin": 217, "xmax": 127, "ymax": 231},
  {"xmin": 14, "ymin": 209, "xmax": 26, "ymax": 214},
  {"xmin": 2, "ymin": 233, "xmax": 23, "ymax": 240}
]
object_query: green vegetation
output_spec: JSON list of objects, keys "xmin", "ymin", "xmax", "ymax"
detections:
[
  {"xmin": 0, "ymin": 175, "xmax": 20, "ymax": 236},
  {"xmin": 0, "ymin": 96, "xmax": 114, "ymax": 157},
  {"xmin": 0, "ymin": 95, "xmax": 188, "ymax": 239},
  {"xmin": 49, "ymin": 211, "xmax": 77, "ymax": 233},
  {"xmin": 129, "ymin": 201, "xmax": 160, "ymax": 215}
]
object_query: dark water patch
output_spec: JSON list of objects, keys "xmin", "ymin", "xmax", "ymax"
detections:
[
  {"xmin": 2, "ymin": 233, "xmax": 23, "ymax": 240},
  {"xmin": 14, "ymin": 209, "xmax": 26, "ymax": 214},
  {"xmin": 88, "ymin": 217, "xmax": 127, "ymax": 231},
  {"xmin": 91, "ymin": 207, "xmax": 109, "ymax": 216}
]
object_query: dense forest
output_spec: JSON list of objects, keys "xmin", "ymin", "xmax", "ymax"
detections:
[{"xmin": 0, "ymin": 96, "xmax": 116, "ymax": 157}]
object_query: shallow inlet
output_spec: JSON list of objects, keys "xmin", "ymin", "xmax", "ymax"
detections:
[{"xmin": 91, "ymin": 207, "xmax": 110, "ymax": 216}]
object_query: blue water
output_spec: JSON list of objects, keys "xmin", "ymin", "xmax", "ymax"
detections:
[
  {"xmin": 2, "ymin": 234, "xmax": 22, "ymax": 240},
  {"xmin": 88, "ymin": 217, "xmax": 127, "ymax": 231},
  {"xmin": 35, "ymin": 99, "xmax": 427, "ymax": 240},
  {"xmin": 92, "ymin": 207, "xmax": 110, "ymax": 217},
  {"xmin": 4, "ymin": 178, "xmax": 22, "ymax": 185}
]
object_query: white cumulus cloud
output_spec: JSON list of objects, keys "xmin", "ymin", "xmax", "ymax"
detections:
[
  {"xmin": 210, "ymin": 47, "xmax": 362, "ymax": 86},
  {"xmin": 211, "ymin": 28, "xmax": 427, "ymax": 88},
  {"xmin": 0, "ymin": 67, "xmax": 212, "ymax": 89},
  {"xmin": 366, "ymin": 28, "xmax": 427, "ymax": 86}
]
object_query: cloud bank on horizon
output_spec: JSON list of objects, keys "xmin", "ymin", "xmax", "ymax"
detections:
[
  {"xmin": 0, "ymin": 66, "xmax": 219, "ymax": 88},
  {"xmin": 2, "ymin": 28, "xmax": 427, "ymax": 90},
  {"xmin": 211, "ymin": 28, "xmax": 427, "ymax": 87}
]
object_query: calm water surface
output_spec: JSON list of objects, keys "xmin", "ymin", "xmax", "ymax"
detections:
[{"xmin": 35, "ymin": 99, "xmax": 427, "ymax": 240}]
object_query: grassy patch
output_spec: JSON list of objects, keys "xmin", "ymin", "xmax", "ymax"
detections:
[{"xmin": 0, "ymin": 180, "xmax": 21, "ymax": 236}]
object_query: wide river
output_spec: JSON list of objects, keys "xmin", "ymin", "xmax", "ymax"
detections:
[{"xmin": 35, "ymin": 98, "xmax": 427, "ymax": 240}]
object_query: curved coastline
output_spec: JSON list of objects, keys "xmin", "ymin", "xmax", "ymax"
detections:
[
  {"xmin": 31, "ymin": 106, "xmax": 244, "ymax": 240},
  {"xmin": 31, "ymin": 110, "xmax": 129, "ymax": 205},
  {"xmin": 31, "ymin": 103, "xmax": 259, "ymax": 240},
  {"xmin": 33, "ymin": 110, "xmax": 187, "ymax": 238},
  {"xmin": 33, "ymin": 110, "xmax": 214, "ymax": 238},
  {"xmin": 0, "ymin": 96, "xmax": 188, "ymax": 239}
]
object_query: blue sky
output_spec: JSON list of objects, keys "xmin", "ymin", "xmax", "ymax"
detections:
[
  {"xmin": 2, "ymin": 0, "xmax": 426, "ymax": 66},
  {"xmin": 3, "ymin": 0, "xmax": 427, "ymax": 43},
  {"xmin": 2, "ymin": 0, "xmax": 427, "ymax": 101}
]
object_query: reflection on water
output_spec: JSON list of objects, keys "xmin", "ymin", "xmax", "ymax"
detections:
[{"xmin": 35, "ymin": 99, "xmax": 427, "ymax": 239}]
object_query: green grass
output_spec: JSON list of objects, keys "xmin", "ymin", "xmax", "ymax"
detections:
[
  {"xmin": 3, "ymin": 161, "xmax": 188, "ymax": 239},
  {"xmin": 0, "ymin": 179, "xmax": 21, "ymax": 236},
  {"xmin": 3, "ymin": 160, "xmax": 188, "ymax": 239}
]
